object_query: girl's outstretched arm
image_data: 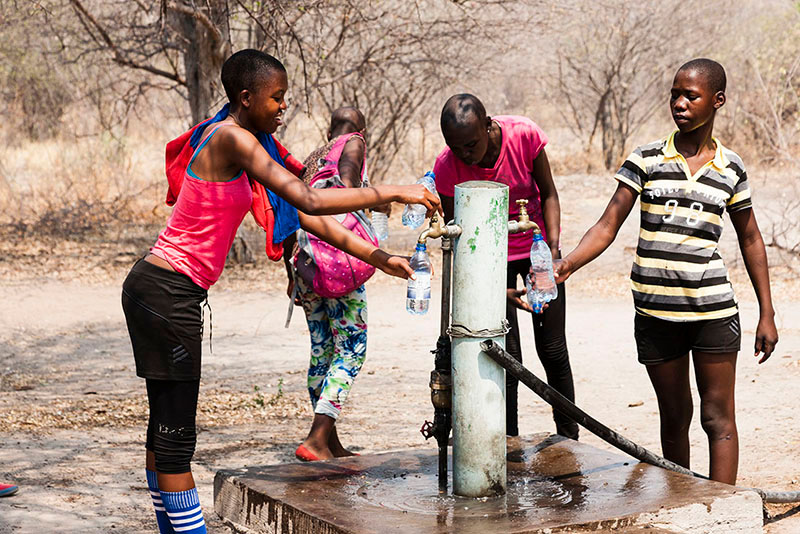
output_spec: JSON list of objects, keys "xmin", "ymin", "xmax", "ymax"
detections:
[
  {"xmin": 298, "ymin": 212, "xmax": 413, "ymax": 279},
  {"xmin": 555, "ymin": 183, "xmax": 637, "ymax": 283},
  {"xmin": 730, "ymin": 208, "xmax": 778, "ymax": 363},
  {"xmin": 224, "ymin": 127, "xmax": 441, "ymax": 216}
]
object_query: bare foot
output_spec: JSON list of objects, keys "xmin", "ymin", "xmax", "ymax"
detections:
[
  {"xmin": 330, "ymin": 445, "xmax": 357, "ymax": 458},
  {"xmin": 328, "ymin": 426, "xmax": 357, "ymax": 457}
]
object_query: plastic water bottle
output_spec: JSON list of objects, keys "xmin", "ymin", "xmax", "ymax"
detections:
[
  {"xmin": 528, "ymin": 232, "xmax": 558, "ymax": 314},
  {"xmin": 371, "ymin": 211, "xmax": 389, "ymax": 242},
  {"xmin": 402, "ymin": 171, "xmax": 437, "ymax": 229},
  {"xmin": 406, "ymin": 242, "xmax": 431, "ymax": 315}
]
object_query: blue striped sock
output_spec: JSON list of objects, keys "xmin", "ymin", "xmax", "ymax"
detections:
[
  {"xmin": 145, "ymin": 470, "xmax": 174, "ymax": 534},
  {"xmin": 160, "ymin": 487, "xmax": 207, "ymax": 533}
]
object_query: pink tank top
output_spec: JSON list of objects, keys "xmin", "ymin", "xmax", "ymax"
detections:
[{"xmin": 151, "ymin": 124, "xmax": 253, "ymax": 289}]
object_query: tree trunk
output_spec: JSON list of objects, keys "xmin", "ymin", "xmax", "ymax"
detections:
[
  {"xmin": 601, "ymin": 100, "xmax": 615, "ymax": 170},
  {"xmin": 171, "ymin": 3, "xmax": 231, "ymax": 124}
]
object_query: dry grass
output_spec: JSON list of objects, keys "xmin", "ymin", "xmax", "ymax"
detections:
[
  {"xmin": 0, "ymin": 385, "xmax": 308, "ymax": 433},
  {"xmin": 0, "ymin": 129, "xmax": 169, "ymax": 236}
]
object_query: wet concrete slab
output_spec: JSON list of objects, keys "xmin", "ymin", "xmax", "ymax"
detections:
[{"xmin": 214, "ymin": 433, "xmax": 763, "ymax": 533}]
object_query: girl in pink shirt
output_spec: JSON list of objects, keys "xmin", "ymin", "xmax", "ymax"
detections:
[
  {"xmin": 121, "ymin": 50, "xmax": 441, "ymax": 534},
  {"xmin": 433, "ymin": 93, "xmax": 578, "ymax": 440}
]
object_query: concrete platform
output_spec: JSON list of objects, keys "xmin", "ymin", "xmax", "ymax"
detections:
[{"xmin": 214, "ymin": 434, "xmax": 763, "ymax": 534}]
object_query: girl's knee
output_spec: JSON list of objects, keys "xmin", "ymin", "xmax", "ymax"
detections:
[
  {"xmin": 535, "ymin": 335, "xmax": 569, "ymax": 364},
  {"xmin": 152, "ymin": 423, "xmax": 197, "ymax": 474},
  {"xmin": 700, "ymin": 404, "xmax": 736, "ymax": 440}
]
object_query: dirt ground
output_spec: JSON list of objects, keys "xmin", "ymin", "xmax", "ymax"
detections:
[{"xmin": 1, "ymin": 172, "xmax": 799, "ymax": 533}]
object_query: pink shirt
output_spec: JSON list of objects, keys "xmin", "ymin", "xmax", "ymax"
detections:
[
  {"xmin": 151, "ymin": 125, "xmax": 253, "ymax": 289},
  {"xmin": 433, "ymin": 115, "xmax": 549, "ymax": 261}
]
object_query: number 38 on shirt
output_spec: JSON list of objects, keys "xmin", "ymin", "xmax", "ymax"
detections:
[{"xmin": 663, "ymin": 199, "xmax": 704, "ymax": 226}]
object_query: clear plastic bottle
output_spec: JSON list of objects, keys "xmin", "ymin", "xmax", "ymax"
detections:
[
  {"xmin": 528, "ymin": 232, "xmax": 558, "ymax": 314},
  {"xmin": 371, "ymin": 211, "xmax": 389, "ymax": 242},
  {"xmin": 406, "ymin": 242, "xmax": 431, "ymax": 315},
  {"xmin": 402, "ymin": 171, "xmax": 437, "ymax": 229}
]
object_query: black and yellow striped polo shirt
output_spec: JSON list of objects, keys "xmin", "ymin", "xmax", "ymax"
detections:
[{"xmin": 615, "ymin": 131, "xmax": 752, "ymax": 322}]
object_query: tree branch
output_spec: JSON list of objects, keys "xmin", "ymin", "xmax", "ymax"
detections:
[
  {"xmin": 168, "ymin": 1, "xmax": 223, "ymax": 43},
  {"xmin": 68, "ymin": 0, "xmax": 186, "ymax": 85}
]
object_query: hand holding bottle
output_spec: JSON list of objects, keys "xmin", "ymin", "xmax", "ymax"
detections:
[
  {"xmin": 375, "ymin": 252, "xmax": 414, "ymax": 279},
  {"xmin": 402, "ymin": 172, "xmax": 439, "ymax": 229},
  {"xmin": 552, "ymin": 257, "xmax": 574, "ymax": 285}
]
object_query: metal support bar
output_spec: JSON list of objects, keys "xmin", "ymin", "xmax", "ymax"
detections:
[
  {"xmin": 479, "ymin": 339, "xmax": 800, "ymax": 504},
  {"xmin": 479, "ymin": 339, "xmax": 701, "ymax": 477}
]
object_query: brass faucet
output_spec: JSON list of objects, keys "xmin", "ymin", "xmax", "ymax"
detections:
[
  {"xmin": 508, "ymin": 199, "xmax": 540, "ymax": 234},
  {"xmin": 418, "ymin": 212, "xmax": 462, "ymax": 244}
]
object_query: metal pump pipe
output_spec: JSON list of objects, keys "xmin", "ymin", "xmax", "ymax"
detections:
[
  {"xmin": 450, "ymin": 181, "xmax": 510, "ymax": 498},
  {"xmin": 418, "ymin": 214, "xmax": 461, "ymax": 493}
]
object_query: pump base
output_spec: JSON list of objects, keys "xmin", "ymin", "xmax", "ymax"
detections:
[{"xmin": 214, "ymin": 433, "xmax": 762, "ymax": 533}]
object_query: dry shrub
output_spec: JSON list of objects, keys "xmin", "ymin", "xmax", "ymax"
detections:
[{"xmin": 0, "ymin": 131, "xmax": 166, "ymax": 239}]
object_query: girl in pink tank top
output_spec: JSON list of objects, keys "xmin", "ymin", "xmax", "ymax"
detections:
[
  {"xmin": 150, "ymin": 124, "xmax": 253, "ymax": 289},
  {"xmin": 121, "ymin": 50, "xmax": 441, "ymax": 534}
]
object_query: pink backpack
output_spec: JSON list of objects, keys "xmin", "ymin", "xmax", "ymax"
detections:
[{"xmin": 294, "ymin": 133, "xmax": 378, "ymax": 298}]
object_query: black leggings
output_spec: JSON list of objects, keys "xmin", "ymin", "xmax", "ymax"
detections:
[
  {"xmin": 145, "ymin": 379, "xmax": 200, "ymax": 474},
  {"xmin": 506, "ymin": 258, "xmax": 578, "ymax": 439}
]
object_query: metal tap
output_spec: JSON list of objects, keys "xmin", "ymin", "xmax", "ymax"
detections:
[
  {"xmin": 507, "ymin": 199, "xmax": 541, "ymax": 234},
  {"xmin": 418, "ymin": 212, "xmax": 463, "ymax": 244}
]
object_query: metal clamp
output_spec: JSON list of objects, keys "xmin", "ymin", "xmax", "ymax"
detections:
[{"xmin": 447, "ymin": 320, "xmax": 511, "ymax": 339}]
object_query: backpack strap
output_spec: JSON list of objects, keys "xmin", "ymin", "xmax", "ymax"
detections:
[{"xmin": 308, "ymin": 132, "xmax": 368, "ymax": 188}]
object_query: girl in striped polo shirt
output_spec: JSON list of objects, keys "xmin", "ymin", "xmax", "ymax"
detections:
[{"xmin": 555, "ymin": 58, "xmax": 778, "ymax": 484}]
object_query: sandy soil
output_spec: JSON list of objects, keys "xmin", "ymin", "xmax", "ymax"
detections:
[{"xmin": 1, "ymin": 172, "xmax": 799, "ymax": 533}]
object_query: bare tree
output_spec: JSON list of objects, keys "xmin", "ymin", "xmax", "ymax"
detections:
[
  {"xmin": 60, "ymin": 0, "xmax": 232, "ymax": 124},
  {"xmin": 549, "ymin": 0, "xmax": 728, "ymax": 170},
  {"xmin": 730, "ymin": 1, "xmax": 800, "ymax": 260},
  {"xmin": 244, "ymin": 0, "xmax": 533, "ymax": 180},
  {"xmin": 34, "ymin": 0, "xmax": 533, "ymax": 180}
]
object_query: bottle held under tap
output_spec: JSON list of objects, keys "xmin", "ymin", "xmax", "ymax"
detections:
[
  {"xmin": 406, "ymin": 242, "xmax": 431, "ymax": 315},
  {"xmin": 371, "ymin": 210, "xmax": 389, "ymax": 241},
  {"xmin": 402, "ymin": 171, "xmax": 437, "ymax": 229},
  {"xmin": 528, "ymin": 232, "xmax": 558, "ymax": 314}
]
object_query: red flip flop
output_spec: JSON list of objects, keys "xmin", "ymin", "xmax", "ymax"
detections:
[{"xmin": 295, "ymin": 445, "xmax": 320, "ymax": 462}]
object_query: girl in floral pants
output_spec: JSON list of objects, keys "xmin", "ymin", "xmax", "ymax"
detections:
[
  {"xmin": 296, "ymin": 277, "xmax": 367, "ymax": 458},
  {"xmin": 291, "ymin": 107, "xmax": 389, "ymax": 461}
]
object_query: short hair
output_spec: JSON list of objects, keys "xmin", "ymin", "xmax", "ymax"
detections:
[
  {"xmin": 677, "ymin": 58, "xmax": 727, "ymax": 93},
  {"xmin": 221, "ymin": 49, "xmax": 286, "ymax": 105},
  {"xmin": 440, "ymin": 94, "xmax": 487, "ymax": 132},
  {"xmin": 330, "ymin": 106, "xmax": 366, "ymax": 134}
]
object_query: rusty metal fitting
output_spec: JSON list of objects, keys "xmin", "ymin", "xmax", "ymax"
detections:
[{"xmin": 430, "ymin": 369, "xmax": 451, "ymax": 410}]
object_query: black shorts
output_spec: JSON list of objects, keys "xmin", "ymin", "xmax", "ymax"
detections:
[
  {"xmin": 121, "ymin": 258, "xmax": 207, "ymax": 380},
  {"xmin": 634, "ymin": 312, "xmax": 741, "ymax": 365}
]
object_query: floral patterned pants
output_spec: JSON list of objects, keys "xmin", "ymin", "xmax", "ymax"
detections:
[{"xmin": 296, "ymin": 277, "xmax": 368, "ymax": 420}]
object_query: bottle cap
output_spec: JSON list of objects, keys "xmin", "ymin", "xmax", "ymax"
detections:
[
  {"xmin": 416, "ymin": 242, "xmax": 427, "ymax": 251},
  {"xmin": 533, "ymin": 232, "xmax": 544, "ymax": 241}
]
